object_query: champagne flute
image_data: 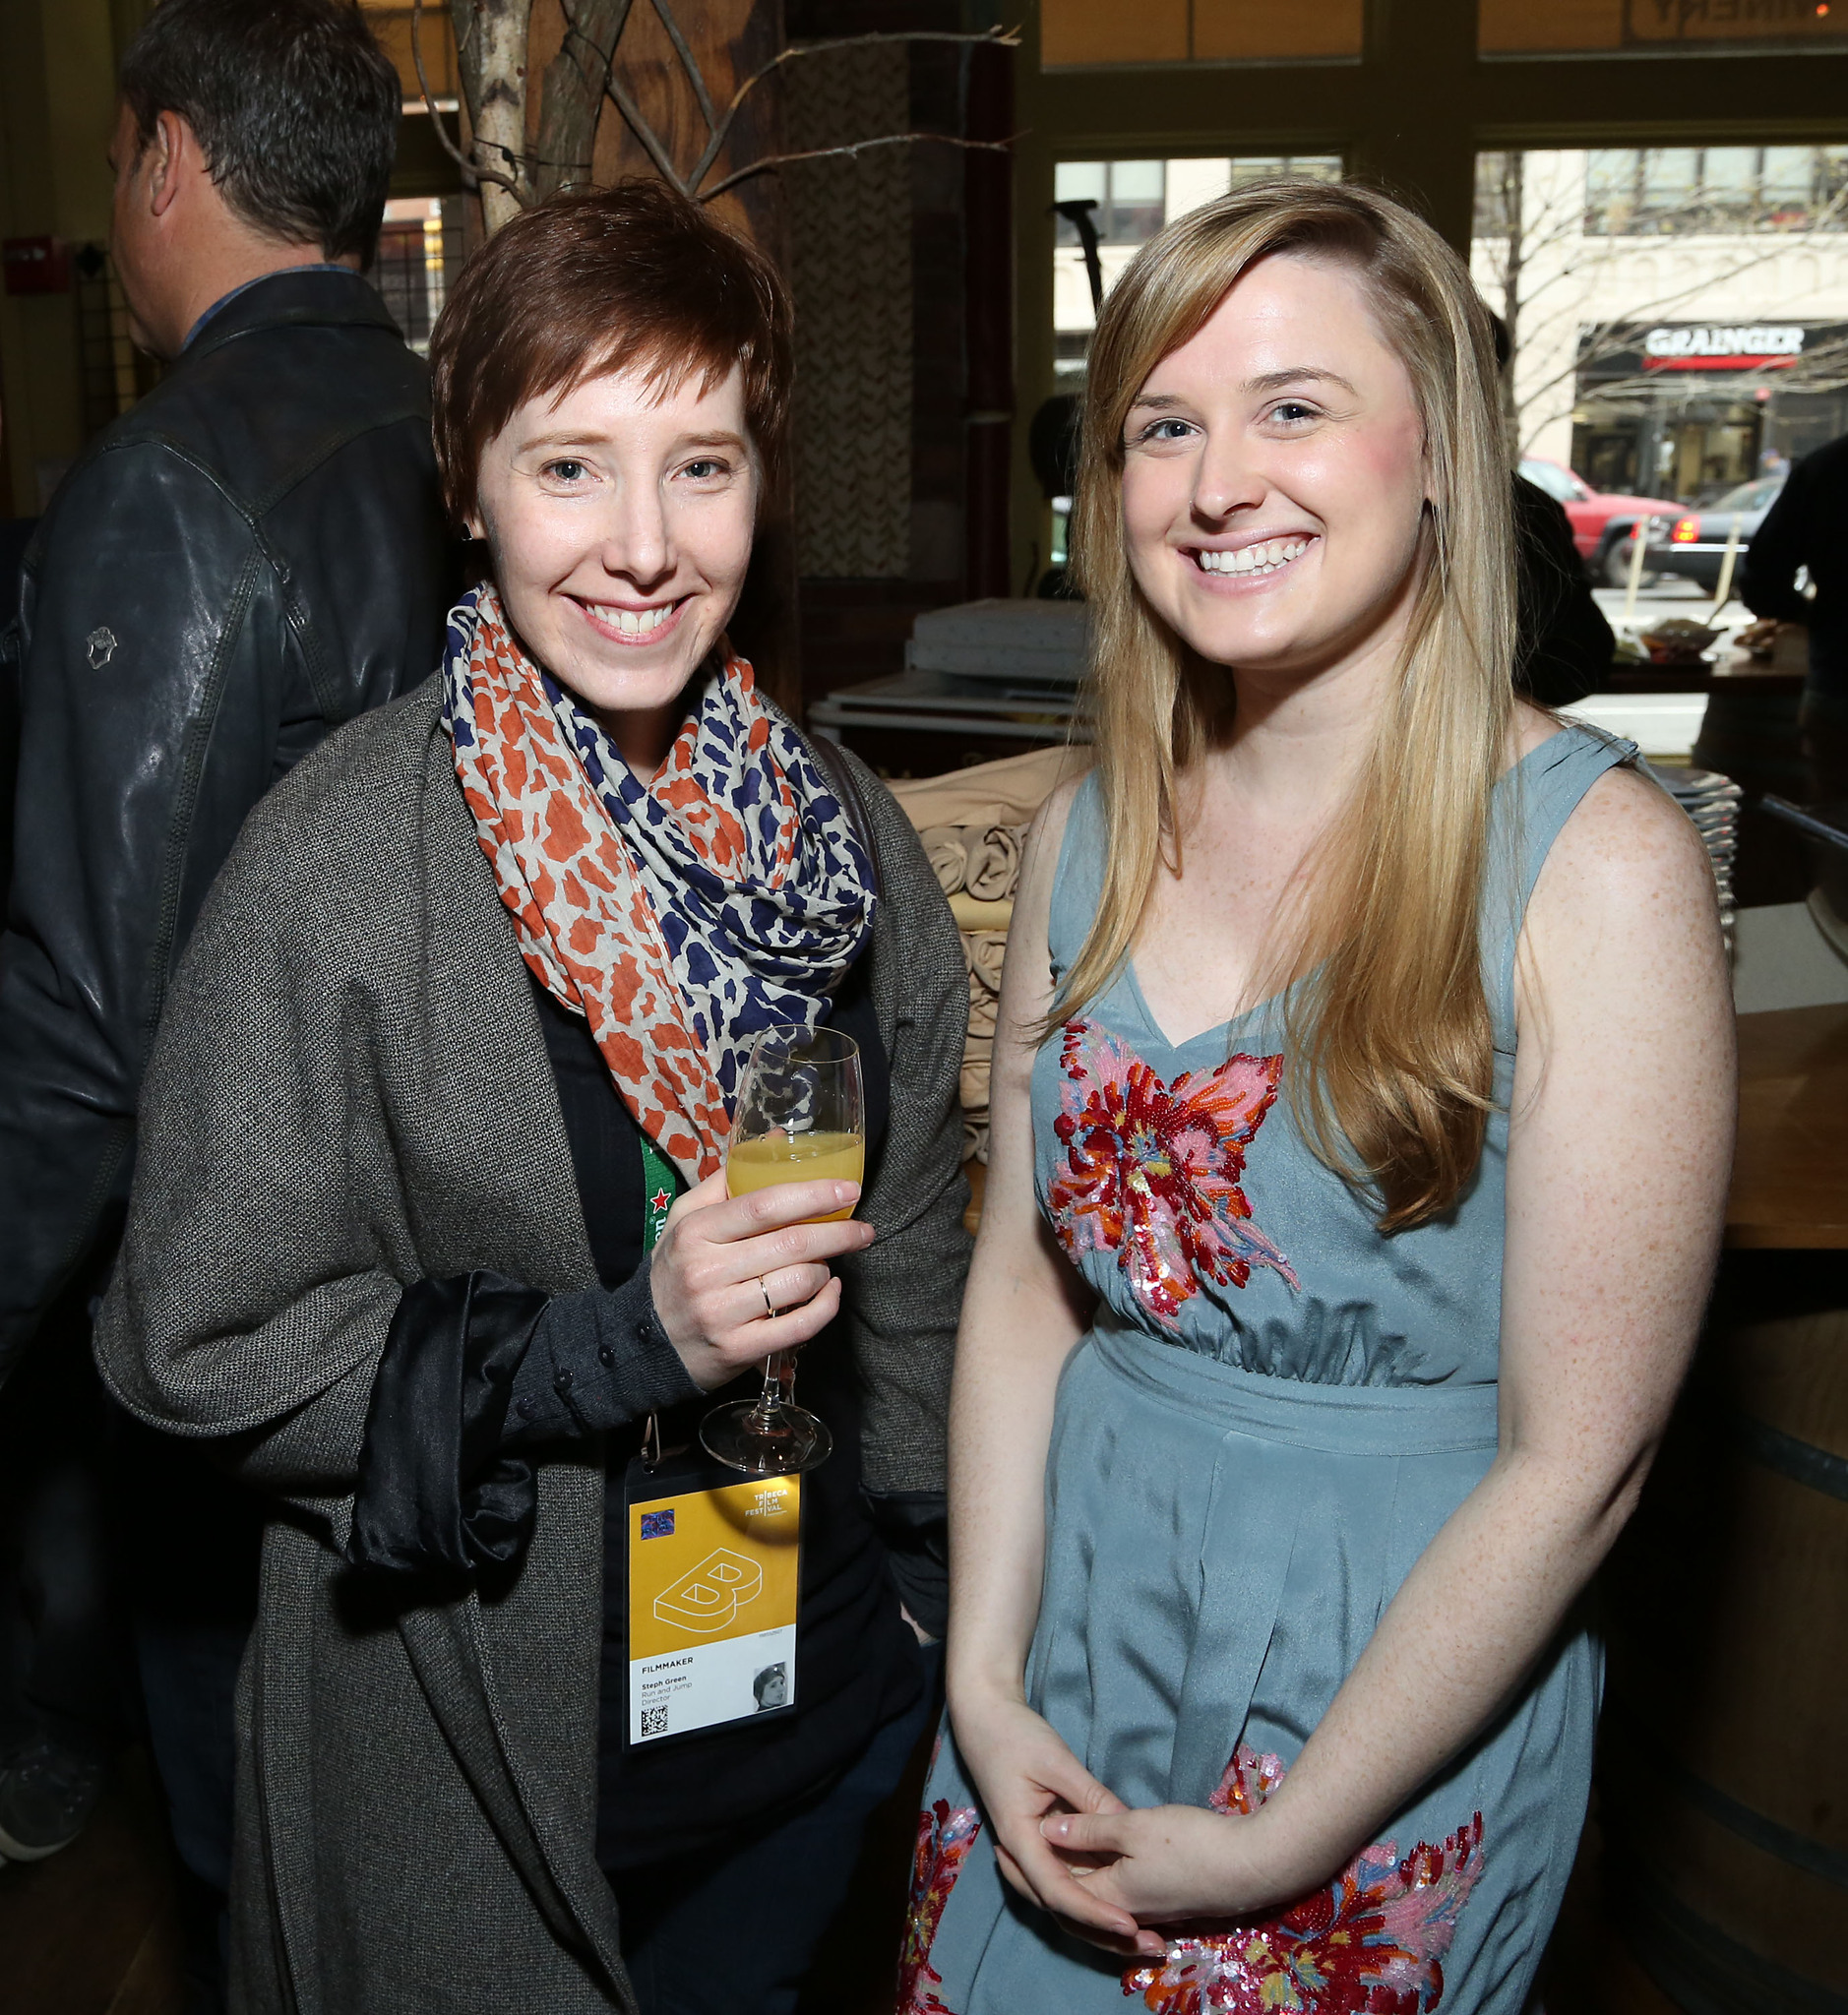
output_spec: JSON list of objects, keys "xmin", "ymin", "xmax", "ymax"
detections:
[{"xmin": 700, "ymin": 1022, "xmax": 864, "ymax": 1476}]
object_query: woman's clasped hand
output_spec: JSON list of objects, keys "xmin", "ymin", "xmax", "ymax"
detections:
[
  {"xmin": 648, "ymin": 1173, "xmax": 871, "ymax": 1390},
  {"xmin": 954, "ymin": 1690, "xmax": 1315, "ymax": 1959}
]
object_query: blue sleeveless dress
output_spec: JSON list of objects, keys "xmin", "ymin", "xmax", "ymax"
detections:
[{"xmin": 901, "ymin": 725, "xmax": 1635, "ymax": 2015}]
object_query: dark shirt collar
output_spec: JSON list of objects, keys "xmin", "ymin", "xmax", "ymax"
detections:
[{"xmin": 181, "ymin": 262, "xmax": 361, "ymax": 351}]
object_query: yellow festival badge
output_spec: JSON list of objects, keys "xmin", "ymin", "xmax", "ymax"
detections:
[{"xmin": 626, "ymin": 1473, "xmax": 801, "ymax": 1743}]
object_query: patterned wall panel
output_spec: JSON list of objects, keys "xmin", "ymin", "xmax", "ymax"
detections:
[{"xmin": 786, "ymin": 41, "xmax": 913, "ymax": 579}]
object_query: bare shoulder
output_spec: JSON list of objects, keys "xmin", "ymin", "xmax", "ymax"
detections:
[
  {"xmin": 1015, "ymin": 773, "xmax": 1086, "ymax": 915},
  {"xmin": 1520, "ymin": 756, "xmax": 1730, "ymax": 1044},
  {"xmin": 1026, "ymin": 772, "xmax": 1086, "ymax": 855},
  {"xmin": 1534, "ymin": 759, "xmax": 1716, "ymax": 923}
]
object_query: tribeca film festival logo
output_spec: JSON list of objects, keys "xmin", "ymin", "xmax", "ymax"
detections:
[{"xmin": 652, "ymin": 1550, "xmax": 764, "ymax": 1635}]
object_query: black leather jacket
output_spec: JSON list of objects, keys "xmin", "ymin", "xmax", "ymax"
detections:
[{"xmin": 0, "ymin": 268, "xmax": 455, "ymax": 1374}]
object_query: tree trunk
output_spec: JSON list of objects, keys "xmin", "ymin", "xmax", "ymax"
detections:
[{"xmin": 451, "ymin": 0, "xmax": 534, "ymax": 232}]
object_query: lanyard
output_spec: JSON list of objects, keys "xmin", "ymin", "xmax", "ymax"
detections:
[
  {"xmin": 638, "ymin": 1131, "xmax": 685, "ymax": 1471},
  {"xmin": 626, "ymin": 1128, "xmax": 800, "ymax": 1746},
  {"xmin": 640, "ymin": 1130, "xmax": 683, "ymax": 1254}
]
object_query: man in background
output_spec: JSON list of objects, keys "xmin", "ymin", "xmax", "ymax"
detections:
[
  {"xmin": 0, "ymin": 0, "xmax": 451, "ymax": 1995},
  {"xmin": 1744, "ymin": 433, "xmax": 1848, "ymax": 801}
]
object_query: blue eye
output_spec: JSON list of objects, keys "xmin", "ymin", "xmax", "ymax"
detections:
[
  {"xmin": 1269, "ymin": 402, "xmax": 1318, "ymax": 425},
  {"xmin": 1134, "ymin": 418, "xmax": 1195, "ymax": 445},
  {"xmin": 545, "ymin": 458, "xmax": 587, "ymax": 483},
  {"xmin": 683, "ymin": 458, "xmax": 726, "ymax": 480}
]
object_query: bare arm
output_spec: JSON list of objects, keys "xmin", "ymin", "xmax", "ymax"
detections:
[
  {"xmin": 1049, "ymin": 765, "xmax": 1735, "ymax": 1930},
  {"xmin": 944, "ymin": 783, "xmax": 1141, "ymax": 1938}
]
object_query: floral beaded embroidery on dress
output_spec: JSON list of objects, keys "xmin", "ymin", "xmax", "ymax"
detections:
[
  {"xmin": 897, "ymin": 1756, "xmax": 983, "ymax": 2015},
  {"xmin": 1046, "ymin": 1021, "xmax": 1299, "ymax": 1326},
  {"xmin": 1122, "ymin": 1746, "xmax": 1485, "ymax": 2015}
]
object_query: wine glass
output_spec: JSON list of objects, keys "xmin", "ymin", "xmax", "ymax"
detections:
[{"xmin": 699, "ymin": 1022, "xmax": 864, "ymax": 1476}]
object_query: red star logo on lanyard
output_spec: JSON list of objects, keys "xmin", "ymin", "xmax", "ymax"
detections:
[{"xmin": 650, "ymin": 1188, "xmax": 672, "ymax": 1215}]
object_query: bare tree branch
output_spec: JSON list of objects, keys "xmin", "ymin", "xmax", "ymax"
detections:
[
  {"xmin": 691, "ymin": 26, "xmax": 1019, "ymax": 195},
  {"xmin": 648, "ymin": 0, "xmax": 719, "ymax": 136},
  {"xmin": 414, "ymin": 0, "xmax": 523, "ymax": 197},
  {"xmin": 698, "ymin": 130, "xmax": 1015, "ymax": 205},
  {"xmin": 603, "ymin": 66, "xmax": 693, "ymax": 197},
  {"xmin": 460, "ymin": 6, "xmax": 1019, "ymax": 229}
]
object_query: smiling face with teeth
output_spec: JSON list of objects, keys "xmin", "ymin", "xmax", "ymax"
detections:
[
  {"xmin": 469, "ymin": 360, "xmax": 759, "ymax": 780},
  {"xmin": 1120, "ymin": 252, "xmax": 1430, "ymax": 693}
]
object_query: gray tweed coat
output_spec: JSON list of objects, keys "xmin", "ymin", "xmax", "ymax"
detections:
[{"xmin": 93, "ymin": 678, "xmax": 971, "ymax": 2015}]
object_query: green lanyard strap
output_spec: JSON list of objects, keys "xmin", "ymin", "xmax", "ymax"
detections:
[
  {"xmin": 638, "ymin": 1133, "xmax": 688, "ymax": 1472},
  {"xmin": 640, "ymin": 1130, "xmax": 685, "ymax": 1254}
]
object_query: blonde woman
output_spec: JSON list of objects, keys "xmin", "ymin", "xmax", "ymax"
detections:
[{"xmin": 899, "ymin": 184, "xmax": 1733, "ymax": 2014}]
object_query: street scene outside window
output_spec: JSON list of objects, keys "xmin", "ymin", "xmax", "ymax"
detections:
[{"xmin": 1475, "ymin": 146, "xmax": 1848, "ymax": 507}]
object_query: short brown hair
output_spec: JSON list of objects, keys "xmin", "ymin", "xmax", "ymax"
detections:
[{"xmin": 429, "ymin": 182, "xmax": 793, "ymax": 528}]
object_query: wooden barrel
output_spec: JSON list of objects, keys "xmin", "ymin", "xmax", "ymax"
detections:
[
  {"xmin": 1692, "ymin": 681, "xmax": 1810, "ymax": 906},
  {"xmin": 1600, "ymin": 1252, "xmax": 1848, "ymax": 2014}
]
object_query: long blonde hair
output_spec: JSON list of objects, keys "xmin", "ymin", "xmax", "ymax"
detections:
[{"xmin": 1059, "ymin": 181, "xmax": 1514, "ymax": 1233}]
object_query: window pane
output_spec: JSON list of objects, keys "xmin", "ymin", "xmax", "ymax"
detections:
[
  {"xmin": 1474, "ymin": 146, "xmax": 1848, "ymax": 509},
  {"xmin": 1105, "ymin": 161, "xmax": 1166, "ymax": 244},
  {"xmin": 1193, "ymin": 0, "xmax": 1362, "ymax": 59},
  {"xmin": 1110, "ymin": 160, "xmax": 1165, "ymax": 205},
  {"xmin": 1055, "ymin": 161, "xmax": 1106, "ymax": 206},
  {"xmin": 1481, "ymin": 0, "xmax": 1848, "ymax": 52},
  {"xmin": 1583, "ymin": 150, "xmax": 1638, "ymax": 235},
  {"xmin": 1041, "ymin": 0, "xmax": 1187, "ymax": 64},
  {"xmin": 1042, "ymin": 0, "xmax": 1359, "ymax": 64},
  {"xmin": 1701, "ymin": 149, "xmax": 1757, "ymax": 199},
  {"xmin": 1054, "ymin": 160, "xmax": 1106, "ymax": 244},
  {"xmin": 1642, "ymin": 149, "xmax": 1700, "ymax": 213}
]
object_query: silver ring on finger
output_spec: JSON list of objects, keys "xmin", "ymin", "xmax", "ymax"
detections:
[{"xmin": 759, "ymin": 1275, "xmax": 777, "ymax": 1320}]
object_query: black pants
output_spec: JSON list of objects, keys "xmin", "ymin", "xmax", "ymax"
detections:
[
  {"xmin": 615, "ymin": 1660, "xmax": 939, "ymax": 2015},
  {"xmin": 0, "ymin": 1321, "xmax": 123, "ymax": 1755},
  {"xmin": 116, "ymin": 1415, "xmax": 261, "ymax": 2015}
]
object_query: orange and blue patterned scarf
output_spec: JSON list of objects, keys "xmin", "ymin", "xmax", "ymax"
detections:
[{"xmin": 442, "ymin": 583, "xmax": 876, "ymax": 1183}]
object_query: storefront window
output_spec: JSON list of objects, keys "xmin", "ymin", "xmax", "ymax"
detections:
[
  {"xmin": 1480, "ymin": 0, "xmax": 1848, "ymax": 56},
  {"xmin": 1473, "ymin": 147, "xmax": 1848, "ymax": 520},
  {"xmin": 1041, "ymin": 0, "xmax": 1361, "ymax": 67}
]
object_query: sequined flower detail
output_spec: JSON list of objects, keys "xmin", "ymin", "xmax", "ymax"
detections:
[
  {"xmin": 896, "ymin": 1783, "xmax": 983, "ymax": 2015},
  {"xmin": 1122, "ymin": 1746, "xmax": 1485, "ymax": 2015},
  {"xmin": 1048, "ymin": 1021, "xmax": 1299, "ymax": 1325}
]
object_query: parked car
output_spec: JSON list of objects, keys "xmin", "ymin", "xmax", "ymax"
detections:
[
  {"xmin": 1517, "ymin": 458, "xmax": 1685, "ymax": 587},
  {"xmin": 1643, "ymin": 474, "xmax": 1787, "ymax": 591}
]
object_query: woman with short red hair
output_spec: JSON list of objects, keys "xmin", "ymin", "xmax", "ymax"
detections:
[{"xmin": 97, "ymin": 183, "xmax": 970, "ymax": 2015}]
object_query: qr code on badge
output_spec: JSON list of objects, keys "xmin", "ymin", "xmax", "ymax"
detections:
[{"xmin": 641, "ymin": 1706, "xmax": 669, "ymax": 1738}]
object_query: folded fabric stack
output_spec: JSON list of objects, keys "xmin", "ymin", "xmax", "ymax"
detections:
[
  {"xmin": 917, "ymin": 824, "xmax": 1023, "ymax": 1165},
  {"xmin": 886, "ymin": 743, "xmax": 1090, "ymax": 1171},
  {"xmin": 1642, "ymin": 760, "xmax": 1741, "ymax": 948}
]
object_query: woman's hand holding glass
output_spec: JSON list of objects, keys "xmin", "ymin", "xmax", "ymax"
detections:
[{"xmin": 648, "ymin": 1171, "xmax": 870, "ymax": 1393}]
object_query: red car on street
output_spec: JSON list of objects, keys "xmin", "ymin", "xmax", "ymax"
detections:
[{"xmin": 1518, "ymin": 458, "xmax": 1684, "ymax": 587}]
